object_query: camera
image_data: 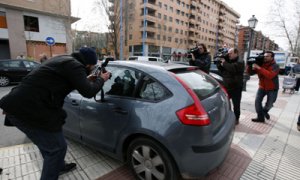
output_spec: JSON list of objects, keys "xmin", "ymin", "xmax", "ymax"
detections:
[
  {"xmin": 247, "ymin": 51, "xmax": 264, "ymax": 66},
  {"xmin": 188, "ymin": 47, "xmax": 200, "ymax": 57},
  {"xmin": 93, "ymin": 57, "xmax": 112, "ymax": 78},
  {"xmin": 213, "ymin": 48, "xmax": 229, "ymax": 64}
]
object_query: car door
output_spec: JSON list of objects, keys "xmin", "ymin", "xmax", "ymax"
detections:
[
  {"xmin": 79, "ymin": 66, "xmax": 140, "ymax": 152},
  {"xmin": 63, "ymin": 91, "xmax": 83, "ymax": 140},
  {"xmin": 7, "ymin": 60, "xmax": 26, "ymax": 81}
]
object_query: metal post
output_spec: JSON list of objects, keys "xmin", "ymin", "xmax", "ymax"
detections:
[
  {"xmin": 247, "ymin": 28, "xmax": 253, "ymax": 59},
  {"xmin": 119, "ymin": 0, "xmax": 123, "ymax": 60},
  {"xmin": 142, "ymin": 0, "xmax": 147, "ymax": 56}
]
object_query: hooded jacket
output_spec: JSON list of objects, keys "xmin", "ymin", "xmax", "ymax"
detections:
[{"xmin": 0, "ymin": 53, "xmax": 104, "ymax": 131}]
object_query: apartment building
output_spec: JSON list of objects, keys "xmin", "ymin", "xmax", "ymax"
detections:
[
  {"xmin": 0, "ymin": 0, "xmax": 78, "ymax": 60},
  {"xmin": 238, "ymin": 26, "xmax": 278, "ymax": 59},
  {"xmin": 111, "ymin": 0, "xmax": 240, "ymax": 60}
]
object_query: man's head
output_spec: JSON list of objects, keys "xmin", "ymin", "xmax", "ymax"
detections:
[
  {"xmin": 264, "ymin": 51, "xmax": 274, "ymax": 63},
  {"xmin": 196, "ymin": 43, "xmax": 207, "ymax": 54},
  {"xmin": 228, "ymin": 48, "xmax": 238, "ymax": 60},
  {"xmin": 79, "ymin": 47, "xmax": 98, "ymax": 72}
]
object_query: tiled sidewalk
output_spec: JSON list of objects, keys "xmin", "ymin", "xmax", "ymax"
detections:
[{"xmin": 0, "ymin": 76, "xmax": 299, "ymax": 180}]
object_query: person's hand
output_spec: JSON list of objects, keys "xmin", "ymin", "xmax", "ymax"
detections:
[
  {"xmin": 191, "ymin": 53, "xmax": 195, "ymax": 60},
  {"xmin": 220, "ymin": 59, "xmax": 225, "ymax": 66},
  {"xmin": 253, "ymin": 64, "xmax": 261, "ymax": 70},
  {"xmin": 100, "ymin": 71, "xmax": 111, "ymax": 82}
]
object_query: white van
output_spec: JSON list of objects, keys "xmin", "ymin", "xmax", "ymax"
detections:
[{"xmin": 128, "ymin": 56, "xmax": 165, "ymax": 62}]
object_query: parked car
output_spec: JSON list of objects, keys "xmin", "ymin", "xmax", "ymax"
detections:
[
  {"xmin": 0, "ymin": 59, "xmax": 40, "ymax": 87},
  {"xmin": 63, "ymin": 61, "xmax": 235, "ymax": 179},
  {"xmin": 128, "ymin": 56, "xmax": 166, "ymax": 62}
]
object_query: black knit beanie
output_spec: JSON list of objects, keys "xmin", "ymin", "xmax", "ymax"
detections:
[{"xmin": 79, "ymin": 47, "xmax": 98, "ymax": 65}]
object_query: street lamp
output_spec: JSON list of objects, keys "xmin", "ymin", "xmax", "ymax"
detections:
[
  {"xmin": 246, "ymin": 15, "xmax": 258, "ymax": 59},
  {"xmin": 243, "ymin": 15, "xmax": 258, "ymax": 91}
]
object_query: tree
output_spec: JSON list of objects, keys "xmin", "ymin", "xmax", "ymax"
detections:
[
  {"xmin": 268, "ymin": 0, "xmax": 300, "ymax": 56},
  {"xmin": 94, "ymin": 0, "xmax": 121, "ymax": 59}
]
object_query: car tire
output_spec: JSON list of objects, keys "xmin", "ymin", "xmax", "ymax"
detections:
[
  {"xmin": 0, "ymin": 76, "xmax": 10, "ymax": 87},
  {"xmin": 127, "ymin": 137, "xmax": 180, "ymax": 180}
]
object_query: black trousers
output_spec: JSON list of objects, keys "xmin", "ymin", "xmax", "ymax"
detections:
[
  {"xmin": 295, "ymin": 77, "xmax": 300, "ymax": 91},
  {"xmin": 227, "ymin": 87, "xmax": 243, "ymax": 121}
]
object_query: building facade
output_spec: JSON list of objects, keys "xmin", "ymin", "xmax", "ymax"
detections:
[
  {"xmin": 111, "ymin": 0, "xmax": 240, "ymax": 60},
  {"xmin": 238, "ymin": 26, "xmax": 279, "ymax": 59},
  {"xmin": 0, "ymin": 0, "xmax": 78, "ymax": 60}
]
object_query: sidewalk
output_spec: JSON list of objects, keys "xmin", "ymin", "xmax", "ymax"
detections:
[{"xmin": 0, "ymin": 76, "xmax": 299, "ymax": 180}]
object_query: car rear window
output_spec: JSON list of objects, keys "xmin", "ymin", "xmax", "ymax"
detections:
[{"xmin": 175, "ymin": 70, "xmax": 219, "ymax": 100}]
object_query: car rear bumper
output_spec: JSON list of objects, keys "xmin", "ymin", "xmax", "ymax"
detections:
[{"xmin": 176, "ymin": 111, "xmax": 235, "ymax": 179}]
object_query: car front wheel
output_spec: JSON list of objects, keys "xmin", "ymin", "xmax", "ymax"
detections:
[
  {"xmin": 127, "ymin": 137, "xmax": 179, "ymax": 180},
  {"xmin": 0, "ymin": 76, "xmax": 10, "ymax": 87}
]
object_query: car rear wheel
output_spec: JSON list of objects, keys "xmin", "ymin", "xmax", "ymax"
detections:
[
  {"xmin": 0, "ymin": 76, "xmax": 10, "ymax": 87},
  {"xmin": 127, "ymin": 137, "xmax": 179, "ymax": 180}
]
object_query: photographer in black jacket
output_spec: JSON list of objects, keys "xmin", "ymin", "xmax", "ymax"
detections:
[
  {"xmin": 0, "ymin": 47, "xmax": 111, "ymax": 180},
  {"xmin": 189, "ymin": 43, "xmax": 211, "ymax": 73},
  {"xmin": 217, "ymin": 48, "xmax": 245, "ymax": 125}
]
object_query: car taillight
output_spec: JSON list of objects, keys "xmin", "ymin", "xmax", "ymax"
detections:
[
  {"xmin": 172, "ymin": 74, "xmax": 211, "ymax": 126},
  {"xmin": 176, "ymin": 104, "xmax": 210, "ymax": 126}
]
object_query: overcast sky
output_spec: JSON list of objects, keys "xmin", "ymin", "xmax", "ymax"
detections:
[{"xmin": 71, "ymin": 0, "xmax": 291, "ymax": 50}]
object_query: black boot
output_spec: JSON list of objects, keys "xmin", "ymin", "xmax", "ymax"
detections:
[
  {"xmin": 251, "ymin": 118, "xmax": 265, "ymax": 123},
  {"xmin": 59, "ymin": 163, "xmax": 77, "ymax": 175}
]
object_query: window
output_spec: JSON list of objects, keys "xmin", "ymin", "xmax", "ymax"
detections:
[
  {"xmin": 138, "ymin": 76, "xmax": 170, "ymax": 101},
  {"xmin": 168, "ymin": 37, "xmax": 172, "ymax": 42},
  {"xmin": 159, "ymin": 2, "xmax": 162, "ymax": 8},
  {"xmin": 169, "ymin": 17, "xmax": 173, "ymax": 22},
  {"xmin": 0, "ymin": 11, "xmax": 7, "ymax": 28},
  {"xmin": 103, "ymin": 66, "xmax": 140, "ymax": 97},
  {"xmin": 170, "ymin": 7, "xmax": 173, "ymax": 12},
  {"xmin": 164, "ymin": 15, "xmax": 167, "ymax": 20},
  {"xmin": 24, "ymin": 15, "xmax": 39, "ymax": 32},
  {"xmin": 157, "ymin": 34, "xmax": 160, "ymax": 40},
  {"xmin": 158, "ymin": 13, "xmax": 161, "ymax": 19},
  {"xmin": 129, "ymin": 34, "xmax": 132, "ymax": 40}
]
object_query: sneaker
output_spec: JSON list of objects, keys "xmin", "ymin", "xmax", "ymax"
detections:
[
  {"xmin": 0, "ymin": 167, "xmax": 2, "ymax": 174},
  {"xmin": 297, "ymin": 124, "xmax": 300, "ymax": 131},
  {"xmin": 251, "ymin": 118, "xmax": 265, "ymax": 123},
  {"xmin": 59, "ymin": 163, "xmax": 76, "ymax": 175}
]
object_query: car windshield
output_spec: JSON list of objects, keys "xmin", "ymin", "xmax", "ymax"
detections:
[{"xmin": 175, "ymin": 70, "xmax": 219, "ymax": 100}]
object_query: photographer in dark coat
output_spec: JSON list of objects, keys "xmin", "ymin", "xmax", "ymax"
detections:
[
  {"xmin": 217, "ymin": 48, "xmax": 245, "ymax": 125},
  {"xmin": 0, "ymin": 47, "xmax": 111, "ymax": 180},
  {"xmin": 189, "ymin": 43, "xmax": 211, "ymax": 73}
]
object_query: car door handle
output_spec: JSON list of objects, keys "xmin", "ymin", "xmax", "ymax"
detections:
[
  {"xmin": 71, "ymin": 100, "xmax": 79, "ymax": 106},
  {"xmin": 113, "ymin": 107, "xmax": 128, "ymax": 115}
]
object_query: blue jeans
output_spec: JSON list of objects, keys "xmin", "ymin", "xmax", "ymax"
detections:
[
  {"xmin": 255, "ymin": 88, "xmax": 278, "ymax": 120},
  {"xmin": 8, "ymin": 115, "xmax": 67, "ymax": 180}
]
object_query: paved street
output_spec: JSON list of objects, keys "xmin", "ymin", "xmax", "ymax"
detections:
[{"xmin": 0, "ymin": 75, "xmax": 300, "ymax": 180}]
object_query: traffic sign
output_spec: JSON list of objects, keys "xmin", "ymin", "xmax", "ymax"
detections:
[{"xmin": 45, "ymin": 37, "xmax": 55, "ymax": 46}]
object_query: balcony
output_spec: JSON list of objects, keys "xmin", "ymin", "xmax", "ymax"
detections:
[
  {"xmin": 140, "ymin": 2, "xmax": 157, "ymax": 10},
  {"xmin": 140, "ymin": 25, "xmax": 156, "ymax": 32},
  {"xmin": 144, "ymin": 37, "xmax": 156, "ymax": 44}
]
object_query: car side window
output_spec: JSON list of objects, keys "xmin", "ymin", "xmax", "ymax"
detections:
[
  {"xmin": 148, "ymin": 58, "xmax": 157, "ymax": 61},
  {"xmin": 8, "ymin": 61, "xmax": 23, "ymax": 68},
  {"xmin": 138, "ymin": 76, "xmax": 169, "ymax": 101},
  {"xmin": 103, "ymin": 66, "xmax": 140, "ymax": 97}
]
